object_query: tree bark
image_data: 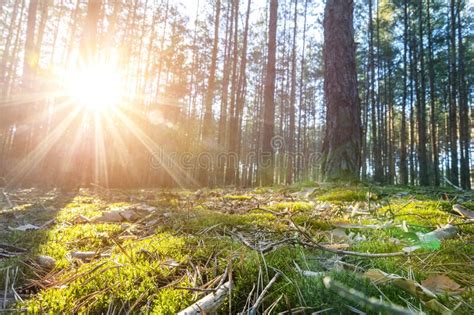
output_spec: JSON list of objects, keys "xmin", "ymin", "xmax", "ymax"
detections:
[
  {"xmin": 199, "ymin": 0, "xmax": 221, "ymax": 186},
  {"xmin": 260, "ymin": 0, "xmax": 278, "ymax": 186},
  {"xmin": 417, "ymin": 0, "xmax": 429, "ymax": 186},
  {"xmin": 426, "ymin": 0, "xmax": 439, "ymax": 186},
  {"xmin": 399, "ymin": 0, "xmax": 408, "ymax": 185},
  {"xmin": 448, "ymin": 0, "xmax": 459, "ymax": 186},
  {"xmin": 321, "ymin": 0, "xmax": 361, "ymax": 182},
  {"xmin": 287, "ymin": 0, "xmax": 297, "ymax": 185}
]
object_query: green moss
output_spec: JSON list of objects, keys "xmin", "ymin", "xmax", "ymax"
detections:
[
  {"xmin": 317, "ymin": 188, "xmax": 368, "ymax": 202},
  {"xmin": 269, "ymin": 201, "xmax": 314, "ymax": 212},
  {"xmin": 223, "ymin": 194, "xmax": 252, "ymax": 201},
  {"xmin": 7, "ymin": 187, "xmax": 474, "ymax": 314},
  {"xmin": 378, "ymin": 200, "xmax": 453, "ymax": 226}
]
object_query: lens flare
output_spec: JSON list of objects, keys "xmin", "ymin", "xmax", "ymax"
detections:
[{"xmin": 65, "ymin": 65, "xmax": 123, "ymax": 111}]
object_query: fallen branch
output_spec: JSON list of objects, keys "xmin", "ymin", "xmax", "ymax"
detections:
[
  {"xmin": 288, "ymin": 218, "xmax": 409, "ymax": 258},
  {"xmin": 230, "ymin": 231, "xmax": 297, "ymax": 254},
  {"xmin": 70, "ymin": 251, "xmax": 111, "ymax": 260},
  {"xmin": 248, "ymin": 272, "xmax": 281, "ymax": 315},
  {"xmin": 1, "ymin": 189, "xmax": 13, "ymax": 208},
  {"xmin": 323, "ymin": 277, "xmax": 414, "ymax": 315},
  {"xmin": 444, "ymin": 177, "xmax": 463, "ymax": 192},
  {"xmin": 301, "ymin": 240, "xmax": 408, "ymax": 258},
  {"xmin": 177, "ymin": 281, "xmax": 232, "ymax": 315}
]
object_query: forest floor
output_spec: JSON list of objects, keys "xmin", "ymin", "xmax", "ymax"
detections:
[{"xmin": 0, "ymin": 184, "xmax": 473, "ymax": 314}]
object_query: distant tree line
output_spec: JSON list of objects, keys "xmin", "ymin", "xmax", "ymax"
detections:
[{"xmin": 0, "ymin": 0, "xmax": 471, "ymax": 189}]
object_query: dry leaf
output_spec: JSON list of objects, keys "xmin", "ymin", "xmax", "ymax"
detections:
[
  {"xmin": 73, "ymin": 214, "xmax": 91, "ymax": 224},
  {"xmin": 364, "ymin": 268, "xmax": 397, "ymax": 284},
  {"xmin": 392, "ymin": 278, "xmax": 437, "ymax": 300},
  {"xmin": 93, "ymin": 211, "xmax": 124, "ymax": 222},
  {"xmin": 423, "ymin": 299, "xmax": 453, "ymax": 315},
  {"xmin": 36, "ymin": 255, "xmax": 56, "ymax": 269},
  {"xmin": 421, "ymin": 274, "xmax": 464, "ymax": 295}
]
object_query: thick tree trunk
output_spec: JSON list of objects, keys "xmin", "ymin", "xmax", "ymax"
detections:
[{"xmin": 321, "ymin": 0, "xmax": 361, "ymax": 182}]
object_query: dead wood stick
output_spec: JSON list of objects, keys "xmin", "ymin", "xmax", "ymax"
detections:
[
  {"xmin": 444, "ymin": 177, "xmax": 464, "ymax": 191},
  {"xmin": 177, "ymin": 281, "xmax": 232, "ymax": 315},
  {"xmin": 70, "ymin": 251, "xmax": 111, "ymax": 260},
  {"xmin": 323, "ymin": 277, "xmax": 414, "ymax": 315},
  {"xmin": 248, "ymin": 272, "xmax": 281, "ymax": 315},
  {"xmin": 230, "ymin": 232, "xmax": 296, "ymax": 253},
  {"xmin": 1, "ymin": 189, "xmax": 13, "ymax": 208},
  {"xmin": 288, "ymin": 218, "xmax": 409, "ymax": 258},
  {"xmin": 301, "ymin": 241, "xmax": 408, "ymax": 258},
  {"xmin": 0, "ymin": 244, "xmax": 27, "ymax": 253}
]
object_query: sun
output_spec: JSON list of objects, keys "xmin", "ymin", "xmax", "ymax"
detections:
[{"xmin": 65, "ymin": 64, "xmax": 123, "ymax": 111}]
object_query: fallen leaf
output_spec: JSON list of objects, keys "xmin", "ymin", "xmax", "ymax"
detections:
[
  {"xmin": 364, "ymin": 268, "xmax": 396, "ymax": 284},
  {"xmin": 36, "ymin": 255, "xmax": 56, "ymax": 269},
  {"xmin": 329, "ymin": 228, "xmax": 348, "ymax": 241},
  {"xmin": 421, "ymin": 274, "xmax": 464, "ymax": 295},
  {"xmin": 423, "ymin": 299, "xmax": 453, "ymax": 315},
  {"xmin": 73, "ymin": 214, "xmax": 91, "ymax": 224},
  {"xmin": 392, "ymin": 278, "xmax": 437, "ymax": 300},
  {"xmin": 92, "ymin": 211, "xmax": 125, "ymax": 222},
  {"xmin": 364, "ymin": 268, "xmax": 437, "ymax": 300}
]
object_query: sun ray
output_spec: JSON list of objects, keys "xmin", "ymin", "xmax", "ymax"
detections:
[
  {"xmin": 113, "ymin": 107, "xmax": 198, "ymax": 188},
  {"xmin": 6, "ymin": 104, "xmax": 81, "ymax": 186}
]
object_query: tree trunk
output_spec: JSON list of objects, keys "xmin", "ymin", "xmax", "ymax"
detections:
[
  {"xmin": 417, "ymin": 0, "xmax": 429, "ymax": 186},
  {"xmin": 457, "ymin": 0, "xmax": 470, "ymax": 190},
  {"xmin": 426, "ymin": 0, "xmax": 439, "ymax": 186},
  {"xmin": 260, "ymin": 0, "xmax": 278, "ymax": 186},
  {"xmin": 287, "ymin": 0, "xmax": 297, "ymax": 185},
  {"xmin": 199, "ymin": 0, "xmax": 221, "ymax": 186},
  {"xmin": 448, "ymin": 0, "xmax": 459, "ymax": 186},
  {"xmin": 321, "ymin": 0, "xmax": 361, "ymax": 181},
  {"xmin": 400, "ymin": 0, "xmax": 408, "ymax": 185}
]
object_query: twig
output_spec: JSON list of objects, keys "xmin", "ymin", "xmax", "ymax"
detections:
[
  {"xmin": 288, "ymin": 217, "xmax": 409, "ymax": 258},
  {"xmin": 301, "ymin": 240, "xmax": 408, "ymax": 258},
  {"xmin": 248, "ymin": 272, "xmax": 281, "ymax": 315},
  {"xmin": 177, "ymin": 281, "xmax": 232, "ymax": 315},
  {"xmin": 1, "ymin": 189, "xmax": 13, "ymax": 208},
  {"xmin": 230, "ymin": 231, "xmax": 297, "ymax": 253},
  {"xmin": 323, "ymin": 277, "xmax": 415, "ymax": 315},
  {"xmin": 444, "ymin": 177, "xmax": 464, "ymax": 192}
]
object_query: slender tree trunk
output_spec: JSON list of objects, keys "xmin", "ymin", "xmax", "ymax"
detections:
[
  {"xmin": 457, "ymin": 0, "xmax": 470, "ymax": 190},
  {"xmin": 287, "ymin": 0, "xmax": 297, "ymax": 184},
  {"xmin": 235, "ymin": 0, "xmax": 251, "ymax": 186},
  {"xmin": 426, "ymin": 0, "xmax": 439, "ymax": 186},
  {"xmin": 225, "ymin": 0, "xmax": 239, "ymax": 185},
  {"xmin": 321, "ymin": 0, "xmax": 361, "ymax": 181},
  {"xmin": 449, "ymin": 0, "xmax": 459, "ymax": 186},
  {"xmin": 400, "ymin": 0, "xmax": 408, "ymax": 185},
  {"xmin": 417, "ymin": 0, "xmax": 429, "ymax": 186},
  {"xmin": 199, "ymin": 0, "xmax": 221, "ymax": 186},
  {"xmin": 296, "ymin": 0, "xmax": 308, "ymax": 181},
  {"xmin": 260, "ymin": 0, "xmax": 278, "ymax": 186}
]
